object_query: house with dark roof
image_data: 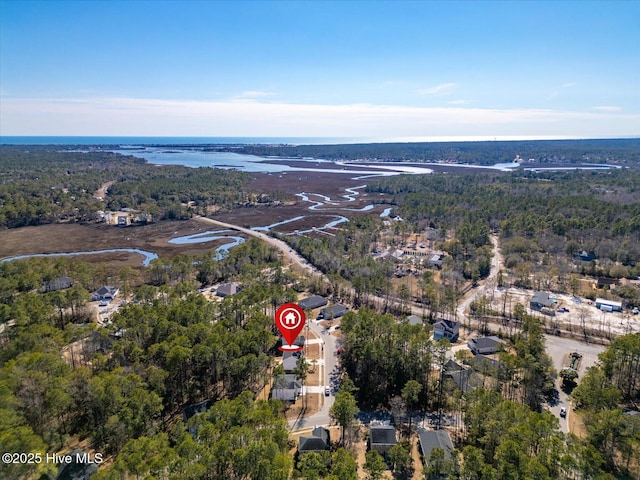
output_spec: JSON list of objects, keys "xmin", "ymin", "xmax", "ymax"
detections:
[
  {"xmin": 472, "ymin": 354, "xmax": 501, "ymax": 374},
  {"xmin": 271, "ymin": 374, "xmax": 302, "ymax": 401},
  {"xmin": 216, "ymin": 282, "xmax": 241, "ymax": 297},
  {"xmin": 299, "ymin": 295, "xmax": 328, "ymax": 310},
  {"xmin": 298, "ymin": 426, "xmax": 330, "ymax": 453},
  {"xmin": 55, "ymin": 449, "xmax": 99, "ymax": 480},
  {"xmin": 446, "ymin": 368, "xmax": 484, "ymax": 393},
  {"xmin": 530, "ymin": 291, "xmax": 554, "ymax": 311},
  {"xmin": 317, "ymin": 304, "xmax": 349, "ymax": 320},
  {"xmin": 369, "ymin": 425, "xmax": 397, "ymax": 455},
  {"xmin": 283, "ymin": 351, "xmax": 303, "ymax": 372},
  {"xmin": 42, "ymin": 276, "xmax": 74, "ymax": 293},
  {"xmin": 418, "ymin": 428, "xmax": 454, "ymax": 466},
  {"xmin": 182, "ymin": 399, "xmax": 214, "ymax": 422},
  {"xmin": 467, "ymin": 336, "xmax": 502, "ymax": 355},
  {"xmin": 596, "ymin": 277, "xmax": 619, "ymax": 290},
  {"xmin": 91, "ymin": 286, "xmax": 119, "ymax": 301},
  {"xmin": 433, "ymin": 319, "xmax": 459, "ymax": 342}
]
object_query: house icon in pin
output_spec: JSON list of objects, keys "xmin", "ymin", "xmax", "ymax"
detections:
[{"xmin": 284, "ymin": 311, "xmax": 298, "ymax": 326}]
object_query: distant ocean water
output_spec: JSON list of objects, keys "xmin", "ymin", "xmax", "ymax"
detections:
[
  {"xmin": 0, "ymin": 136, "xmax": 372, "ymax": 146},
  {"xmin": 3, "ymin": 135, "xmax": 631, "ymax": 146}
]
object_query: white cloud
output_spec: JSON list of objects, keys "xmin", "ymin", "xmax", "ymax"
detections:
[
  {"xmin": 561, "ymin": 82, "xmax": 577, "ymax": 88},
  {"xmin": 417, "ymin": 83, "xmax": 456, "ymax": 95},
  {"xmin": 448, "ymin": 99, "xmax": 468, "ymax": 105},
  {"xmin": 1, "ymin": 96, "xmax": 638, "ymax": 138},
  {"xmin": 231, "ymin": 90, "xmax": 277, "ymax": 101},
  {"xmin": 592, "ymin": 106, "xmax": 622, "ymax": 112}
]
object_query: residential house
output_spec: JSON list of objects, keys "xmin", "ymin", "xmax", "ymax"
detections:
[
  {"xmin": 467, "ymin": 336, "xmax": 502, "ymax": 355},
  {"xmin": 216, "ymin": 282, "xmax": 241, "ymax": 297},
  {"xmin": 91, "ymin": 286, "xmax": 119, "ymax": 301},
  {"xmin": 418, "ymin": 428, "xmax": 454, "ymax": 466},
  {"xmin": 182, "ymin": 399, "xmax": 214, "ymax": 422},
  {"xmin": 271, "ymin": 374, "xmax": 302, "ymax": 401},
  {"xmin": 574, "ymin": 251, "xmax": 596, "ymax": 262},
  {"xmin": 433, "ymin": 319, "xmax": 460, "ymax": 342},
  {"xmin": 369, "ymin": 425, "xmax": 397, "ymax": 456},
  {"xmin": 446, "ymin": 368, "xmax": 484, "ymax": 393},
  {"xmin": 596, "ymin": 277, "xmax": 619, "ymax": 290},
  {"xmin": 530, "ymin": 291, "xmax": 554, "ymax": 311},
  {"xmin": 299, "ymin": 295, "xmax": 328, "ymax": 310},
  {"xmin": 318, "ymin": 304, "xmax": 349, "ymax": 320},
  {"xmin": 282, "ymin": 351, "xmax": 303, "ymax": 372},
  {"xmin": 55, "ymin": 449, "xmax": 99, "ymax": 480},
  {"xmin": 472, "ymin": 354, "xmax": 501, "ymax": 374},
  {"xmin": 427, "ymin": 254, "xmax": 444, "ymax": 268},
  {"xmin": 278, "ymin": 335, "xmax": 306, "ymax": 350},
  {"xmin": 298, "ymin": 426, "xmax": 330, "ymax": 454}
]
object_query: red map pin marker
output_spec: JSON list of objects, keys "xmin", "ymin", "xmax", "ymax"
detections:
[{"xmin": 275, "ymin": 303, "xmax": 305, "ymax": 351}]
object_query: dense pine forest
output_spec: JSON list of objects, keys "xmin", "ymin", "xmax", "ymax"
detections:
[
  {"xmin": 221, "ymin": 138, "xmax": 640, "ymax": 166},
  {"xmin": 1, "ymin": 143, "xmax": 640, "ymax": 479},
  {"xmin": 0, "ymin": 146, "xmax": 250, "ymax": 228}
]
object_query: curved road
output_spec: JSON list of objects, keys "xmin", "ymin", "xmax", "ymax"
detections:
[{"xmin": 194, "ymin": 215, "xmax": 329, "ymax": 282}]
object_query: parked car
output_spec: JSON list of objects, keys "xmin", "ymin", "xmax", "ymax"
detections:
[
  {"xmin": 325, "ymin": 387, "xmax": 330, "ymax": 396},
  {"xmin": 560, "ymin": 407, "xmax": 567, "ymax": 418}
]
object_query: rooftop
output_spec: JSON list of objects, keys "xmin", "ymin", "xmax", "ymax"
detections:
[{"xmin": 370, "ymin": 425, "xmax": 397, "ymax": 445}]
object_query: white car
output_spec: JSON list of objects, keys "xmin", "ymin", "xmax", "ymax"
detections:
[
  {"xmin": 560, "ymin": 407, "xmax": 567, "ymax": 418},
  {"xmin": 325, "ymin": 387, "xmax": 331, "ymax": 396}
]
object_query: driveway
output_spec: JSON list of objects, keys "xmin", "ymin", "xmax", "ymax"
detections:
[
  {"xmin": 544, "ymin": 334, "xmax": 606, "ymax": 433},
  {"xmin": 289, "ymin": 318, "xmax": 338, "ymax": 431}
]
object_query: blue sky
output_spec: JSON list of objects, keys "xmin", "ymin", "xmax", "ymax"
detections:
[{"xmin": 1, "ymin": 0, "xmax": 638, "ymax": 138}]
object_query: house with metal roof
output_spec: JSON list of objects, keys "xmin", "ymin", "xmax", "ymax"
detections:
[{"xmin": 595, "ymin": 298, "xmax": 623, "ymax": 312}]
